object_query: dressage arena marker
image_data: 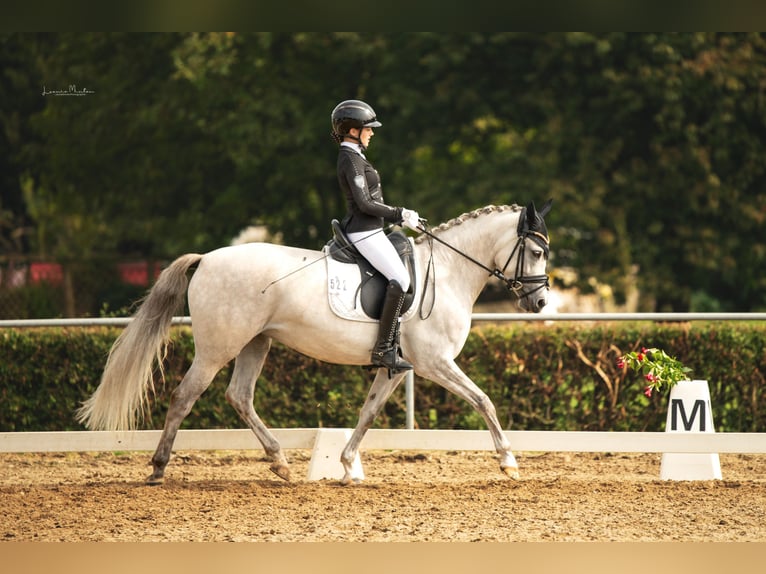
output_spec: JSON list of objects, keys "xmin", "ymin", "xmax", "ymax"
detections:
[
  {"xmin": 307, "ymin": 428, "xmax": 364, "ymax": 481},
  {"xmin": 660, "ymin": 380, "xmax": 722, "ymax": 481}
]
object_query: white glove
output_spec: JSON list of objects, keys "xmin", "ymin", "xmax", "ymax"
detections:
[{"xmin": 401, "ymin": 208, "xmax": 421, "ymax": 231}]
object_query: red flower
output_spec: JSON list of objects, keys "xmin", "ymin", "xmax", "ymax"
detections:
[
  {"xmin": 617, "ymin": 358, "xmax": 625, "ymax": 369},
  {"xmin": 645, "ymin": 373, "xmax": 657, "ymax": 382},
  {"xmin": 644, "ymin": 386, "xmax": 653, "ymax": 398},
  {"xmin": 636, "ymin": 352, "xmax": 645, "ymax": 361}
]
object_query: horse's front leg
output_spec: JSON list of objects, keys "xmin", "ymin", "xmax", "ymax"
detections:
[
  {"xmin": 341, "ymin": 369, "xmax": 407, "ymax": 485},
  {"xmin": 422, "ymin": 359, "xmax": 519, "ymax": 479}
]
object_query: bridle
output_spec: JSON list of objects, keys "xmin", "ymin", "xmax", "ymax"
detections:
[
  {"xmin": 497, "ymin": 228, "xmax": 550, "ymax": 299},
  {"xmin": 418, "ymin": 210, "xmax": 550, "ymax": 301}
]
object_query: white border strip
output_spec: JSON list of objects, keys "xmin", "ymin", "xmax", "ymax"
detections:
[{"xmin": 2, "ymin": 429, "xmax": 765, "ymax": 454}]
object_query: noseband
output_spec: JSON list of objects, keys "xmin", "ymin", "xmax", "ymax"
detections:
[{"xmin": 496, "ymin": 230, "xmax": 550, "ymax": 300}]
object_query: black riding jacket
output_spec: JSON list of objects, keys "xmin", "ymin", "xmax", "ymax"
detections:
[{"xmin": 337, "ymin": 145, "xmax": 403, "ymax": 233}]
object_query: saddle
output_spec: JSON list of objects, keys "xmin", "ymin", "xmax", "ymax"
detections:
[{"xmin": 325, "ymin": 219, "xmax": 416, "ymax": 320}]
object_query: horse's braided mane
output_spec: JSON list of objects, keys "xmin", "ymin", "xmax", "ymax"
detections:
[{"xmin": 413, "ymin": 204, "xmax": 522, "ymax": 245}]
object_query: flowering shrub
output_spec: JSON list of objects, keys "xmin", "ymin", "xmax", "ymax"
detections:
[{"xmin": 618, "ymin": 347, "xmax": 693, "ymax": 397}]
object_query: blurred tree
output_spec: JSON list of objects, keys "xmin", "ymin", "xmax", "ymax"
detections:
[
  {"xmin": 0, "ymin": 34, "xmax": 41, "ymax": 259},
  {"xmin": 169, "ymin": 32, "xmax": 397, "ymax": 246},
  {"xmin": 514, "ymin": 33, "xmax": 766, "ymax": 311},
  {"xmin": 16, "ymin": 33, "xmax": 237, "ymax": 313}
]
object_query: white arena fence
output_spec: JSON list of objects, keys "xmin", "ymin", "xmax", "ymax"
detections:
[
  {"xmin": 1, "ymin": 428, "xmax": 766, "ymax": 454},
  {"xmin": 2, "ymin": 313, "xmax": 765, "ymax": 455}
]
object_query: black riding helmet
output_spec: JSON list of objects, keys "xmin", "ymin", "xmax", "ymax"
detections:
[{"xmin": 331, "ymin": 100, "xmax": 382, "ymax": 145}]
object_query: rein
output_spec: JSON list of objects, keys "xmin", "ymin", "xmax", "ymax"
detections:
[{"xmin": 417, "ymin": 220, "xmax": 550, "ymax": 301}]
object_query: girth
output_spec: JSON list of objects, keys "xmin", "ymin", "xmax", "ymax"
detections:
[{"xmin": 325, "ymin": 219, "xmax": 416, "ymax": 320}]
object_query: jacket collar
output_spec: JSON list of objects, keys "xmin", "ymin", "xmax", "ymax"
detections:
[{"xmin": 340, "ymin": 141, "xmax": 365, "ymax": 158}]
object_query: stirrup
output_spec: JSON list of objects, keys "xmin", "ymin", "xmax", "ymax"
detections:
[{"xmin": 370, "ymin": 347, "xmax": 413, "ymax": 374}]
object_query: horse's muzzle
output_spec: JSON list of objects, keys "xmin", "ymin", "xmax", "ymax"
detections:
[{"xmin": 518, "ymin": 290, "xmax": 548, "ymax": 313}]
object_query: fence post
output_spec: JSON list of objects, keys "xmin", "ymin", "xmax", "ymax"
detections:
[{"xmin": 405, "ymin": 370, "xmax": 414, "ymax": 430}]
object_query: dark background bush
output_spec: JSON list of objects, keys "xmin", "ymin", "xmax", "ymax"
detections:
[{"xmin": 1, "ymin": 322, "xmax": 764, "ymax": 433}]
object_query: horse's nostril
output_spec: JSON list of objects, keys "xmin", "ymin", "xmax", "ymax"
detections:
[{"xmin": 537, "ymin": 298, "xmax": 547, "ymax": 310}]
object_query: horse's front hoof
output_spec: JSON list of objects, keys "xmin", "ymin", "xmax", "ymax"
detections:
[
  {"xmin": 269, "ymin": 462, "xmax": 291, "ymax": 482},
  {"xmin": 502, "ymin": 466, "xmax": 520, "ymax": 480}
]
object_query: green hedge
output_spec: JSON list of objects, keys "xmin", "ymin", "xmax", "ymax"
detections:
[{"xmin": 1, "ymin": 322, "xmax": 765, "ymax": 433}]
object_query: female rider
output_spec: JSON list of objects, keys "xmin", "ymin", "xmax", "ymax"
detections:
[{"xmin": 331, "ymin": 99, "xmax": 421, "ymax": 372}]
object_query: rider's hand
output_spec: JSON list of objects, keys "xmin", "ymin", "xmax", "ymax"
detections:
[{"xmin": 401, "ymin": 208, "xmax": 422, "ymax": 232}]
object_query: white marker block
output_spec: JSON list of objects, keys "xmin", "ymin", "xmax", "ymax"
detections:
[
  {"xmin": 307, "ymin": 428, "xmax": 364, "ymax": 481},
  {"xmin": 660, "ymin": 380, "xmax": 722, "ymax": 480}
]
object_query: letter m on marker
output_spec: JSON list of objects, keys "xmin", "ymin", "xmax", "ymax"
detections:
[{"xmin": 670, "ymin": 399, "xmax": 707, "ymax": 431}]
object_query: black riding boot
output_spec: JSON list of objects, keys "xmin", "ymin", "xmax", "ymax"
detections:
[{"xmin": 371, "ymin": 281, "xmax": 413, "ymax": 373}]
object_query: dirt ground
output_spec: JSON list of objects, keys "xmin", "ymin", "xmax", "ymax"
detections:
[{"xmin": 1, "ymin": 449, "xmax": 765, "ymax": 542}]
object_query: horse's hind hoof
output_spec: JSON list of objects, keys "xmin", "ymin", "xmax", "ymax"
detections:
[
  {"xmin": 502, "ymin": 466, "xmax": 520, "ymax": 480},
  {"xmin": 145, "ymin": 474, "xmax": 165, "ymax": 485},
  {"xmin": 340, "ymin": 476, "xmax": 363, "ymax": 486},
  {"xmin": 269, "ymin": 463, "xmax": 291, "ymax": 482}
]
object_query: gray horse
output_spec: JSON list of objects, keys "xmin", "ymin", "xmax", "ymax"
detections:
[{"xmin": 77, "ymin": 201, "xmax": 552, "ymax": 484}]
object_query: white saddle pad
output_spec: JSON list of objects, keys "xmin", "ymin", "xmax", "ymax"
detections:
[{"xmin": 323, "ymin": 245, "xmax": 418, "ymax": 323}]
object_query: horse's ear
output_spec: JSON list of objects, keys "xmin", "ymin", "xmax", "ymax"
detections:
[
  {"xmin": 526, "ymin": 201, "xmax": 537, "ymax": 227},
  {"xmin": 539, "ymin": 198, "xmax": 553, "ymax": 218}
]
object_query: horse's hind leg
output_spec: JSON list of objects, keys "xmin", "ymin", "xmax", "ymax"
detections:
[
  {"xmin": 341, "ymin": 369, "xmax": 407, "ymax": 485},
  {"xmin": 224, "ymin": 335, "xmax": 291, "ymax": 481},
  {"xmin": 147, "ymin": 359, "xmax": 221, "ymax": 484}
]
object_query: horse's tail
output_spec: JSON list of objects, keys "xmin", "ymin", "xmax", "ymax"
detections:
[{"xmin": 76, "ymin": 253, "xmax": 204, "ymax": 431}]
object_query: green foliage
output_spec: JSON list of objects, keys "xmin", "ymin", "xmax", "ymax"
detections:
[
  {"xmin": 1, "ymin": 322, "xmax": 764, "ymax": 433},
  {"xmin": 0, "ymin": 327, "xmax": 117, "ymax": 430}
]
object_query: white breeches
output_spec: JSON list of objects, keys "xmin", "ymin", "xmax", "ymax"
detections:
[{"xmin": 347, "ymin": 229, "xmax": 410, "ymax": 293}]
